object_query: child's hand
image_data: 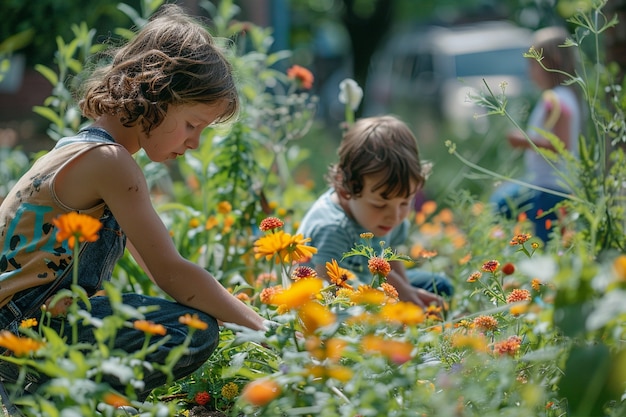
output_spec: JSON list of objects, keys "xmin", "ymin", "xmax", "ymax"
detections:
[{"xmin": 415, "ymin": 288, "xmax": 445, "ymax": 310}]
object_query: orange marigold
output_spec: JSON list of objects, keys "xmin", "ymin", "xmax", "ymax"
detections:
[
  {"xmin": 179, "ymin": 313, "xmax": 209, "ymax": 330},
  {"xmin": 506, "ymin": 289, "xmax": 531, "ymax": 303},
  {"xmin": 0, "ymin": 331, "xmax": 44, "ymax": 356},
  {"xmin": 286, "ymin": 65, "xmax": 314, "ymax": 89},
  {"xmin": 368, "ymin": 257, "xmax": 391, "ymax": 277},
  {"xmin": 380, "ymin": 282, "xmax": 399, "ymax": 299},
  {"xmin": 493, "ymin": 335, "xmax": 522, "ymax": 356},
  {"xmin": 473, "ymin": 315, "xmax": 499, "ymax": 332},
  {"xmin": 259, "ymin": 286, "xmax": 282, "ymax": 304},
  {"xmin": 241, "ymin": 379, "xmax": 281, "ymax": 406},
  {"xmin": 133, "ymin": 320, "xmax": 167, "ymax": 336}
]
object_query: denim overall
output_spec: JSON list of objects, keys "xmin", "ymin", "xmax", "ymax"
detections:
[{"xmin": 0, "ymin": 127, "xmax": 219, "ymax": 400}]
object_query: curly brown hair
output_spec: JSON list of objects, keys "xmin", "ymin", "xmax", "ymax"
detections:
[
  {"xmin": 79, "ymin": 4, "xmax": 239, "ymax": 134},
  {"xmin": 326, "ymin": 115, "xmax": 427, "ymax": 199}
]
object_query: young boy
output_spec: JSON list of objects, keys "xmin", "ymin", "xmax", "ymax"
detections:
[{"xmin": 297, "ymin": 115, "xmax": 453, "ymax": 308}]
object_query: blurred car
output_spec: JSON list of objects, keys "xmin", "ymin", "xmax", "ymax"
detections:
[{"xmin": 364, "ymin": 20, "xmax": 534, "ymax": 136}]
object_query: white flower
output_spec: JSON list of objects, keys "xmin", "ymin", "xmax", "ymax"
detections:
[{"xmin": 338, "ymin": 78, "xmax": 363, "ymax": 111}]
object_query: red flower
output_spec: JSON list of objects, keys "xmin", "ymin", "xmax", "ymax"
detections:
[
  {"xmin": 259, "ymin": 217, "xmax": 284, "ymax": 232},
  {"xmin": 194, "ymin": 391, "xmax": 211, "ymax": 406},
  {"xmin": 287, "ymin": 65, "xmax": 314, "ymax": 89},
  {"xmin": 501, "ymin": 263, "xmax": 515, "ymax": 275}
]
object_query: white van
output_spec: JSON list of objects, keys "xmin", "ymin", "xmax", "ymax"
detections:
[{"xmin": 364, "ymin": 21, "xmax": 534, "ymax": 135}]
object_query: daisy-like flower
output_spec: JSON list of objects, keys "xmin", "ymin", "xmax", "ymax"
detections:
[
  {"xmin": 350, "ymin": 285, "xmax": 387, "ymax": 305},
  {"xmin": 287, "ymin": 65, "xmax": 314, "ymax": 89},
  {"xmin": 338, "ymin": 78, "xmax": 363, "ymax": 111},
  {"xmin": 473, "ymin": 315, "xmax": 499, "ymax": 332},
  {"xmin": 368, "ymin": 257, "xmax": 391, "ymax": 277},
  {"xmin": 221, "ymin": 382, "xmax": 239, "ymax": 400},
  {"xmin": 326, "ymin": 259, "xmax": 355, "ymax": 289},
  {"xmin": 254, "ymin": 231, "xmax": 317, "ymax": 264},
  {"xmin": 506, "ymin": 289, "xmax": 531, "ymax": 303},
  {"xmin": 52, "ymin": 211, "xmax": 103, "ymax": 249},
  {"xmin": 380, "ymin": 301, "xmax": 424, "ymax": 326},
  {"xmin": 0, "ymin": 330, "xmax": 44, "ymax": 356},
  {"xmin": 531, "ymin": 278, "xmax": 541, "ymax": 291},
  {"xmin": 360, "ymin": 232, "xmax": 374, "ymax": 239},
  {"xmin": 259, "ymin": 217, "xmax": 284, "ymax": 232},
  {"xmin": 291, "ymin": 265, "xmax": 317, "ymax": 281},
  {"xmin": 283, "ymin": 233, "xmax": 318, "ymax": 264},
  {"xmin": 510, "ymin": 233, "xmax": 532, "ymax": 245},
  {"xmin": 481, "ymin": 260, "xmax": 500, "ymax": 273},
  {"xmin": 298, "ymin": 301, "xmax": 336, "ymax": 333},
  {"xmin": 467, "ymin": 271, "xmax": 482, "ymax": 282},
  {"xmin": 133, "ymin": 320, "xmax": 167, "ymax": 336},
  {"xmin": 179, "ymin": 313, "xmax": 209, "ymax": 330}
]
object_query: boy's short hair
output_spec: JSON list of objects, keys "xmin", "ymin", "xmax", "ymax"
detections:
[{"xmin": 327, "ymin": 115, "xmax": 426, "ymax": 199}]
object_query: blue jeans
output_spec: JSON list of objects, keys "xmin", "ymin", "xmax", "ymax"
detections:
[
  {"xmin": 490, "ymin": 182, "xmax": 567, "ymax": 243},
  {"xmin": 406, "ymin": 268, "xmax": 454, "ymax": 297},
  {"xmin": 0, "ymin": 208, "xmax": 219, "ymax": 399}
]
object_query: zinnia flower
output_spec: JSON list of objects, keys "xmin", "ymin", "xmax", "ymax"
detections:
[
  {"xmin": 325, "ymin": 259, "xmax": 355, "ymax": 289},
  {"xmin": 467, "ymin": 271, "xmax": 482, "ymax": 282},
  {"xmin": 481, "ymin": 260, "xmax": 500, "ymax": 273},
  {"xmin": 493, "ymin": 335, "xmax": 522, "ymax": 356},
  {"xmin": 510, "ymin": 233, "xmax": 532, "ymax": 245},
  {"xmin": 368, "ymin": 257, "xmax": 391, "ymax": 277},
  {"xmin": 52, "ymin": 211, "xmax": 103, "ymax": 249},
  {"xmin": 287, "ymin": 65, "xmax": 314, "ymax": 89},
  {"xmin": 259, "ymin": 217, "xmax": 284, "ymax": 232},
  {"xmin": 291, "ymin": 265, "xmax": 317, "ymax": 281},
  {"xmin": 194, "ymin": 391, "xmax": 211, "ymax": 406},
  {"xmin": 221, "ymin": 382, "xmax": 239, "ymax": 400}
]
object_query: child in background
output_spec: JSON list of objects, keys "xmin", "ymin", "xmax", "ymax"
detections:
[
  {"xmin": 490, "ymin": 26, "xmax": 582, "ymax": 242},
  {"xmin": 297, "ymin": 115, "xmax": 454, "ymax": 308},
  {"xmin": 0, "ymin": 4, "xmax": 267, "ymax": 401}
]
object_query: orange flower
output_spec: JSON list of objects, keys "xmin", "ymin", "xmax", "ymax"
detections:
[
  {"xmin": 531, "ymin": 278, "xmax": 541, "ymax": 291},
  {"xmin": 298, "ymin": 301, "xmax": 336, "ymax": 333},
  {"xmin": 326, "ymin": 259, "xmax": 355, "ymax": 289},
  {"xmin": 19, "ymin": 318, "xmax": 37, "ymax": 329},
  {"xmin": 259, "ymin": 217, "xmax": 284, "ymax": 232},
  {"xmin": 188, "ymin": 218, "xmax": 200, "ymax": 228},
  {"xmin": 287, "ymin": 65, "xmax": 314, "ymax": 89},
  {"xmin": 450, "ymin": 333, "xmax": 489, "ymax": 353},
  {"xmin": 259, "ymin": 285, "xmax": 282, "ymax": 304},
  {"xmin": 481, "ymin": 260, "xmax": 500, "ymax": 273},
  {"xmin": 350, "ymin": 285, "xmax": 387, "ymax": 305},
  {"xmin": 380, "ymin": 282, "xmax": 399, "ymax": 299},
  {"xmin": 493, "ymin": 335, "xmax": 522, "ymax": 356},
  {"xmin": 510, "ymin": 233, "xmax": 532, "ymax": 245},
  {"xmin": 102, "ymin": 392, "xmax": 131, "ymax": 408},
  {"xmin": 0, "ymin": 331, "xmax": 44, "ymax": 356},
  {"xmin": 473, "ymin": 315, "xmax": 498, "ymax": 332},
  {"xmin": 467, "ymin": 271, "xmax": 482, "ymax": 282},
  {"xmin": 368, "ymin": 257, "xmax": 391, "ymax": 277},
  {"xmin": 205, "ymin": 216, "xmax": 218, "ymax": 230},
  {"xmin": 361, "ymin": 335, "xmax": 414, "ymax": 365},
  {"xmin": 217, "ymin": 201, "xmax": 232, "ymax": 214},
  {"xmin": 133, "ymin": 320, "xmax": 167, "ymax": 336},
  {"xmin": 380, "ymin": 301, "xmax": 425, "ymax": 326},
  {"xmin": 253, "ymin": 231, "xmax": 317, "ymax": 264},
  {"xmin": 52, "ymin": 212, "xmax": 103, "ymax": 249},
  {"xmin": 241, "ymin": 378, "xmax": 281, "ymax": 406},
  {"xmin": 269, "ymin": 278, "xmax": 324, "ymax": 309},
  {"xmin": 506, "ymin": 289, "xmax": 531, "ymax": 303},
  {"xmin": 179, "ymin": 313, "xmax": 209, "ymax": 330},
  {"xmin": 194, "ymin": 391, "xmax": 211, "ymax": 406},
  {"xmin": 501, "ymin": 262, "xmax": 515, "ymax": 275},
  {"xmin": 613, "ymin": 255, "xmax": 626, "ymax": 281}
]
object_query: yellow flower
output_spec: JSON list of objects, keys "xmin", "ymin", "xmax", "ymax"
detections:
[
  {"xmin": 0, "ymin": 331, "xmax": 44, "ymax": 356},
  {"xmin": 380, "ymin": 301, "xmax": 425, "ymax": 326},
  {"xmin": 254, "ymin": 230, "xmax": 292, "ymax": 263},
  {"xmin": 179, "ymin": 313, "xmax": 209, "ymax": 330},
  {"xmin": 283, "ymin": 233, "xmax": 317, "ymax": 263},
  {"xmin": 298, "ymin": 301, "xmax": 336, "ymax": 334},
  {"xmin": 350, "ymin": 285, "xmax": 387, "ymax": 305},
  {"xmin": 361, "ymin": 335, "xmax": 413, "ymax": 365},
  {"xmin": 450, "ymin": 333, "xmax": 489, "ymax": 353},
  {"xmin": 221, "ymin": 382, "xmax": 239, "ymax": 400},
  {"xmin": 19, "ymin": 318, "xmax": 37, "ymax": 329},
  {"xmin": 325, "ymin": 259, "xmax": 355, "ymax": 289},
  {"xmin": 269, "ymin": 278, "xmax": 324, "ymax": 309},
  {"xmin": 188, "ymin": 218, "xmax": 200, "ymax": 228},
  {"xmin": 133, "ymin": 320, "xmax": 167, "ymax": 336},
  {"xmin": 52, "ymin": 212, "xmax": 103, "ymax": 249},
  {"xmin": 217, "ymin": 201, "xmax": 232, "ymax": 214},
  {"xmin": 613, "ymin": 255, "xmax": 626, "ymax": 281},
  {"xmin": 360, "ymin": 232, "xmax": 374, "ymax": 239},
  {"xmin": 205, "ymin": 216, "xmax": 218, "ymax": 230}
]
